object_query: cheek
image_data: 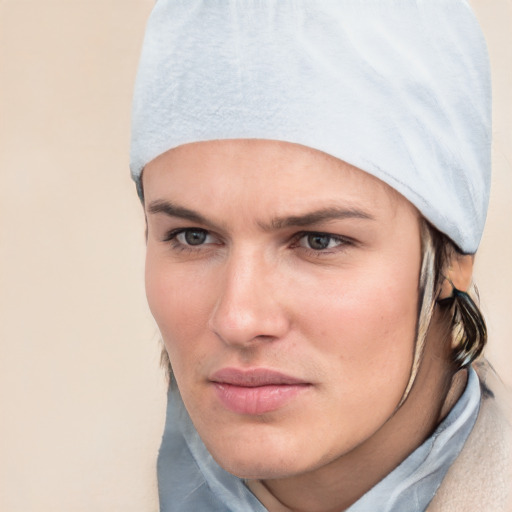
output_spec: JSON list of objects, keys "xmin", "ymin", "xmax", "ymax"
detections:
[
  {"xmin": 294, "ymin": 257, "xmax": 420, "ymax": 400},
  {"xmin": 145, "ymin": 251, "xmax": 212, "ymax": 363},
  {"xmin": 298, "ymin": 259, "xmax": 418, "ymax": 340}
]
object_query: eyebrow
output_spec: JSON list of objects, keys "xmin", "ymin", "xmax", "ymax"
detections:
[
  {"xmin": 147, "ymin": 200, "xmax": 374, "ymax": 230},
  {"xmin": 147, "ymin": 200, "xmax": 209, "ymax": 225},
  {"xmin": 262, "ymin": 207, "xmax": 374, "ymax": 231}
]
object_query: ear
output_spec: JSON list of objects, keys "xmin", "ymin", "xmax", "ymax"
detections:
[{"xmin": 438, "ymin": 253, "xmax": 475, "ymax": 299}]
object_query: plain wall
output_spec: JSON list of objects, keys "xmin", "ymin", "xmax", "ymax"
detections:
[{"xmin": 0, "ymin": 1, "xmax": 510, "ymax": 511}]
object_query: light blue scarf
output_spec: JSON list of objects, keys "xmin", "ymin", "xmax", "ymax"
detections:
[{"xmin": 157, "ymin": 368, "xmax": 481, "ymax": 511}]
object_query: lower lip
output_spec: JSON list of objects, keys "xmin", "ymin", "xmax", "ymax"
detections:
[{"xmin": 212, "ymin": 383, "xmax": 310, "ymax": 415}]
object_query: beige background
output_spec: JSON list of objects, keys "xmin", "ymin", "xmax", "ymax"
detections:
[{"xmin": 0, "ymin": 1, "xmax": 510, "ymax": 511}]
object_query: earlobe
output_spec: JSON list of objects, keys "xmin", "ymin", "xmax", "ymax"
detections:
[
  {"xmin": 438, "ymin": 254, "xmax": 475, "ymax": 299},
  {"xmin": 436, "ymin": 252, "xmax": 487, "ymax": 367}
]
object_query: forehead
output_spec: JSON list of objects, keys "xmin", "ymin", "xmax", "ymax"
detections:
[{"xmin": 142, "ymin": 139, "xmax": 408, "ymax": 217}]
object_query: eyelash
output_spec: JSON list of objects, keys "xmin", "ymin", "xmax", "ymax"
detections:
[{"xmin": 162, "ymin": 228, "xmax": 353, "ymax": 255}]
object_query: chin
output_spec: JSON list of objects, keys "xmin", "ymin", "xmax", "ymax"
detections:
[
  {"xmin": 214, "ymin": 452, "xmax": 299, "ymax": 481},
  {"xmin": 200, "ymin": 424, "xmax": 324, "ymax": 481}
]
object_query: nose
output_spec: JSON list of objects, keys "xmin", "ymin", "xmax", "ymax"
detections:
[{"xmin": 208, "ymin": 250, "xmax": 290, "ymax": 347}]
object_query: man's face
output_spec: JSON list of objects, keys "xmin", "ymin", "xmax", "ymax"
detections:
[{"xmin": 143, "ymin": 139, "xmax": 422, "ymax": 479}]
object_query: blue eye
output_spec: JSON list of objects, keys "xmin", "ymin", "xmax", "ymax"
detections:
[
  {"xmin": 176, "ymin": 229, "xmax": 209, "ymax": 246},
  {"xmin": 298, "ymin": 233, "xmax": 346, "ymax": 251},
  {"xmin": 307, "ymin": 234, "xmax": 332, "ymax": 250},
  {"xmin": 163, "ymin": 227, "xmax": 217, "ymax": 248}
]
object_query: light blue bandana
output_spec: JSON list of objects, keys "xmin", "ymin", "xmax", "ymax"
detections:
[
  {"xmin": 131, "ymin": 0, "xmax": 491, "ymax": 253},
  {"xmin": 157, "ymin": 368, "xmax": 481, "ymax": 511}
]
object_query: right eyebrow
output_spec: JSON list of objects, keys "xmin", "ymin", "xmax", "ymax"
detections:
[
  {"xmin": 146, "ymin": 200, "xmax": 209, "ymax": 225},
  {"xmin": 260, "ymin": 206, "xmax": 374, "ymax": 231}
]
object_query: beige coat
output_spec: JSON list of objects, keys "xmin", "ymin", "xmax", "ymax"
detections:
[{"xmin": 428, "ymin": 362, "xmax": 512, "ymax": 511}]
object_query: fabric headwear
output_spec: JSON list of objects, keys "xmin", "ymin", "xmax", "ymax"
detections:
[{"xmin": 130, "ymin": 0, "xmax": 491, "ymax": 254}]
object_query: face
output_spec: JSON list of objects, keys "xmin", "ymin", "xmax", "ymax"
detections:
[{"xmin": 143, "ymin": 139, "xmax": 422, "ymax": 479}]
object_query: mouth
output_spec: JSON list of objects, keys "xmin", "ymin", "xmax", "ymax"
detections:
[{"xmin": 209, "ymin": 368, "xmax": 311, "ymax": 415}]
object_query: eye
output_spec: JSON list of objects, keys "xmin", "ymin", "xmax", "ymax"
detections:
[
  {"xmin": 296, "ymin": 232, "xmax": 347, "ymax": 251},
  {"xmin": 176, "ymin": 228, "xmax": 209, "ymax": 246},
  {"xmin": 164, "ymin": 228, "xmax": 219, "ymax": 248}
]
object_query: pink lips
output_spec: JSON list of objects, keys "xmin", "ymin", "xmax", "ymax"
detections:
[{"xmin": 210, "ymin": 368, "xmax": 310, "ymax": 415}]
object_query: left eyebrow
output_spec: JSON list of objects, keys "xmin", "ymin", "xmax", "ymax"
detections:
[
  {"xmin": 260, "ymin": 207, "xmax": 375, "ymax": 231},
  {"xmin": 146, "ymin": 200, "xmax": 209, "ymax": 225}
]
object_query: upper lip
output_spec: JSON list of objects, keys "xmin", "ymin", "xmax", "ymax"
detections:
[{"xmin": 210, "ymin": 368, "xmax": 309, "ymax": 387}]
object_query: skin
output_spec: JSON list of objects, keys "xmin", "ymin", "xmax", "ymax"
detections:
[{"xmin": 143, "ymin": 139, "xmax": 471, "ymax": 512}]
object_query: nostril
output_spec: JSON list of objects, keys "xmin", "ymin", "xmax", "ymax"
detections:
[{"xmin": 208, "ymin": 299, "xmax": 289, "ymax": 347}]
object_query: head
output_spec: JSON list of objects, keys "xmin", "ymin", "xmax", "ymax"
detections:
[
  {"xmin": 142, "ymin": 138, "xmax": 485, "ymax": 478},
  {"xmin": 131, "ymin": 0, "xmax": 490, "ymax": 482}
]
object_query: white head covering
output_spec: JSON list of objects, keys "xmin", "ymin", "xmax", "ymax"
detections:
[{"xmin": 130, "ymin": 0, "xmax": 491, "ymax": 254}]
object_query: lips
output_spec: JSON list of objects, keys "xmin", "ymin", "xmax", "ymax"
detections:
[{"xmin": 210, "ymin": 368, "xmax": 311, "ymax": 415}]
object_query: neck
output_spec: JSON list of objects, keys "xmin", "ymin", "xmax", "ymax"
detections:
[{"xmin": 247, "ymin": 312, "xmax": 467, "ymax": 512}]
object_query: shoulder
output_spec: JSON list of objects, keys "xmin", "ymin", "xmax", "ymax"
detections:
[{"xmin": 428, "ymin": 360, "xmax": 512, "ymax": 512}]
